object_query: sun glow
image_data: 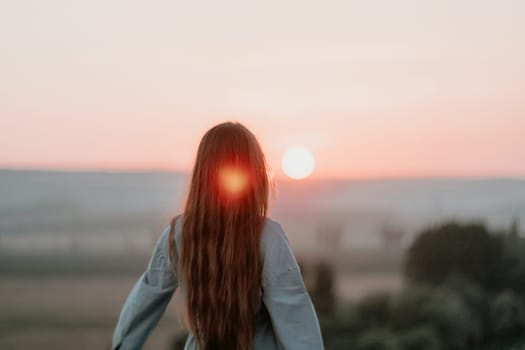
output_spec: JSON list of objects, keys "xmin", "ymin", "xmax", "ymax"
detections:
[
  {"xmin": 219, "ymin": 167, "xmax": 248, "ymax": 195},
  {"xmin": 281, "ymin": 147, "xmax": 316, "ymax": 180}
]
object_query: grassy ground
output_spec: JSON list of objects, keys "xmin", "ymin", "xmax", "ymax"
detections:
[{"xmin": 0, "ymin": 251, "xmax": 401, "ymax": 349}]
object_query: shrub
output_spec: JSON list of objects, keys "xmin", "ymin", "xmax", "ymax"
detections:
[
  {"xmin": 390, "ymin": 284, "xmax": 482, "ymax": 349},
  {"xmin": 399, "ymin": 326, "xmax": 442, "ymax": 350},
  {"xmin": 490, "ymin": 290, "xmax": 525, "ymax": 338},
  {"xmin": 404, "ymin": 222, "xmax": 505, "ymax": 291},
  {"xmin": 354, "ymin": 328, "xmax": 400, "ymax": 350},
  {"xmin": 354, "ymin": 293, "xmax": 393, "ymax": 329}
]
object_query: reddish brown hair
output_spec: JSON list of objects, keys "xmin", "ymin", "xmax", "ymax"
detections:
[{"xmin": 179, "ymin": 122, "xmax": 269, "ymax": 349}]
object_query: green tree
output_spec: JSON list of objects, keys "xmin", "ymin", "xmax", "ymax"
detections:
[
  {"xmin": 490, "ymin": 290, "xmax": 525, "ymax": 338},
  {"xmin": 404, "ymin": 222, "xmax": 505, "ymax": 291},
  {"xmin": 391, "ymin": 285, "xmax": 481, "ymax": 349},
  {"xmin": 354, "ymin": 293, "xmax": 393, "ymax": 329},
  {"xmin": 311, "ymin": 260, "xmax": 336, "ymax": 316},
  {"xmin": 355, "ymin": 328, "xmax": 400, "ymax": 350},
  {"xmin": 399, "ymin": 326, "xmax": 442, "ymax": 350}
]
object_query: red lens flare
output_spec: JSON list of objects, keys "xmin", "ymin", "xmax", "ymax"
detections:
[{"xmin": 218, "ymin": 166, "xmax": 248, "ymax": 197}]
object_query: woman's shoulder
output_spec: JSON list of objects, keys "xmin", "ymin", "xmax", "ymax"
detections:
[
  {"xmin": 260, "ymin": 217, "xmax": 291, "ymax": 252},
  {"xmin": 260, "ymin": 218, "xmax": 301, "ymax": 287},
  {"xmin": 171, "ymin": 214, "xmax": 184, "ymax": 246}
]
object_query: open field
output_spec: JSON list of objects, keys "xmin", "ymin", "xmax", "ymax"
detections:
[
  {"xmin": 0, "ymin": 276, "xmax": 184, "ymax": 350},
  {"xmin": 0, "ymin": 274, "xmax": 401, "ymax": 350},
  {"xmin": 0, "ymin": 253, "xmax": 401, "ymax": 350}
]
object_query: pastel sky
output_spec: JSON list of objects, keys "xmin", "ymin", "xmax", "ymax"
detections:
[{"xmin": 1, "ymin": 0, "xmax": 524, "ymax": 179}]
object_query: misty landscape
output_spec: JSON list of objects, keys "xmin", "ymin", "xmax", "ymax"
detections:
[
  {"xmin": 2, "ymin": 0, "xmax": 524, "ymax": 348},
  {"xmin": 1, "ymin": 169, "xmax": 524, "ymax": 349}
]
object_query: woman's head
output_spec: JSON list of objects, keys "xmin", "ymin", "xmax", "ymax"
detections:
[
  {"xmin": 180, "ymin": 122, "xmax": 269, "ymax": 350},
  {"xmin": 186, "ymin": 121, "xmax": 269, "ymax": 213}
]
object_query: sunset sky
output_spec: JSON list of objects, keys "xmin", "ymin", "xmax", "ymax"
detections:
[{"xmin": 1, "ymin": 1, "xmax": 524, "ymax": 179}]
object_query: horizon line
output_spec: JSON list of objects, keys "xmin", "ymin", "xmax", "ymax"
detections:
[{"xmin": 1, "ymin": 166, "xmax": 524, "ymax": 182}]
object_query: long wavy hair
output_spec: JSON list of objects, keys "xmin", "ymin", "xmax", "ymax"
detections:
[{"xmin": 179, "ymin": 122, "xmax": 269, "ymax": 350}]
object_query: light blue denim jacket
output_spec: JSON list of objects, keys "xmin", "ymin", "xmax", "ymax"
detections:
[{"xmin": 112, "ymin": 217, "xmax": 324, "ymax": 350}]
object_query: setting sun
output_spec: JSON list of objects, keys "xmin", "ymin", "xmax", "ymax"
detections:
[{"xmin": 281, "ymin": 147, "xmax": 316, "ymax": 180}]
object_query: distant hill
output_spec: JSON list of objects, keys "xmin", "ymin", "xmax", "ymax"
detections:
[{"xmin": 0, "ymin": 169, "xmax": 523, "ymax": 253}]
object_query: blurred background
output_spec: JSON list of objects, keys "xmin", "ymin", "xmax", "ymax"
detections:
[{"xmin": 1, "ymin": 1, "xmax": 524, "ymax": 349}]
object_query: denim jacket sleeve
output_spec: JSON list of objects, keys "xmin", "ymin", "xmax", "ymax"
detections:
[
  {"xmin": 261, "ymin": 220, "xmax": 325, "ymax": 349},
  {"xmin": 112, "ymin": 225, "xmax": 178, "ymax": 350}
]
